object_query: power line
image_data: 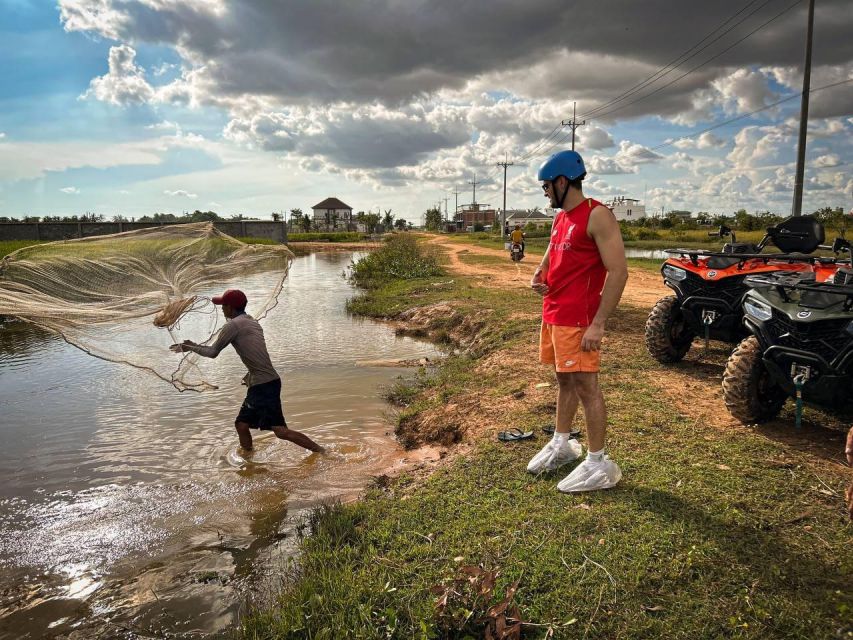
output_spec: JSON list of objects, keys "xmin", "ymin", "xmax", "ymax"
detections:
[
  {"xmin": 515, "ymin": 0, "xmax": 782, "ymax": 164},
  {"xmin": 580, "ymin": 0, "xmax": 803, "ymax": 123},
  {"xmin": 580, "ymin": 0, "xmax": 777, "ymax": 121},
  {"xmin": 649, "ymin": 78, "xmax": 853, "ymax": 153},
  {"xmin": 526, "ymin": 0, "xmax": 802, "ymax": 164}
]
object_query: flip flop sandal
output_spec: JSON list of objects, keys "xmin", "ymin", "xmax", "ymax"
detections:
[
  {"xmin": 542, "ymin": 425, "xmax": 582, "ymax": 438},
  {"xmin": 497, "ymin": 428, "xmax": 534, "ymax": 442}
]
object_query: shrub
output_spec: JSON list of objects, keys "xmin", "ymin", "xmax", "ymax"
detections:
[
  {"xmin": 349, "ymin": 234, "xmax": 443, "ymax": 289},
  {"xmin": 636, "ymin": 228, "xmax": 661, "ymax": 240}
]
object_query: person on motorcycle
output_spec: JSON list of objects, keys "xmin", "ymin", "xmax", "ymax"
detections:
[
  {"xmin": 527, "ymin": 150, "xmax": 628, "ymax": 492},
  {"xmin": 510, "ymin": 224, "xmax": 525, "ymax": 257}
]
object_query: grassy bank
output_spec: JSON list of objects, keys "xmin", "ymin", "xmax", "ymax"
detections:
[
  {"xmin": 241, "ymin": 239, "xmax": 851, "ymax": 639},
  {"xmin": 0, "ymin": 239, "xmax": 42, "ymax": 257}
]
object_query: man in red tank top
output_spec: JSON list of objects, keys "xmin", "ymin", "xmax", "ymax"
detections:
[{"xmin": 526, "ymin": 150, "xmax": 628, "ymax": 492}]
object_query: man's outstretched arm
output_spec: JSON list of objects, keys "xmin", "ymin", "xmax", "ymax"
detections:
[{"xmin": 171, "ymin": 323, "xmax": 236, "ymax": 358}]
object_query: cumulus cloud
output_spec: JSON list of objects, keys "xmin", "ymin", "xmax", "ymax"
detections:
[
  {"xmin": 587, "ymin": 156, "xmax": 635, "ymax": 175},
  {"xmin": 712, "ymin": 68, "xmax": 777, "ymax": 114},
  {"xmin": 224, "ymin": 102, "xmax": 470, "ymax": 170},
  {"xmin": 60, "ymin": 186, "xmax": 80, "ymax": 194},
  {"xmin": 763, "ymin": 64, "xmax": 853, "ymax": 118},
  {"xmin": 164, "ymin": 189, "xmax": 197, "ymax": 198},
  {"xmin": 814, "ymin": 153, "xmax": 841, "ymax": 168},
  {"xmin": 61, "ymin": 0, "xmax": 852, "ymax": 111},
  {"xmin": 53, "ymin": 0, "xmax": 853, "ymax": 210},
  {"xmin": 696, "ymin": 132, "xmax": 727, "ymax": 150},
  {"xmin": 615, "ymin": 140, "xmax": 664, "ymax": 166},
  {"xmin": 82, "ymin": 44, "xmax": 155, "ymax": 105},
  {"xmin": 578, "ymin": 127, "xmax": 615, "ymax": 151}
]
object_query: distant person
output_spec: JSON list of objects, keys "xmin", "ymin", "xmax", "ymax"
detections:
[
  {"xmin": 510, "ymin": 224, "xmax": 525, "ymax": 255},
  {"xmin": 527, "ymin": 150, "xmax": 628, "ymax": 492},
  {"xmin": 504, "ymin": 222, "xmax": 510, "ymax": 237},
  {"xmin": 171, "ymin": 289, "xmax": 324, "ymax": 454}
]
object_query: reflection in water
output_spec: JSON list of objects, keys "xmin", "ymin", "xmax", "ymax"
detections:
[{"xmin": 0, "ymin": 251, "xmax": 439, "ymax": 639}]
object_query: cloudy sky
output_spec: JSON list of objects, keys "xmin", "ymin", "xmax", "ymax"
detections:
[{"xmin": 1, "ymin": 0, "xmax": 851, "ymax": 222}]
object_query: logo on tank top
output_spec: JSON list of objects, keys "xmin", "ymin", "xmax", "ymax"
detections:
[{"xmin": 552, "ymin": 222, "xmax": 576, "ymax": 252}]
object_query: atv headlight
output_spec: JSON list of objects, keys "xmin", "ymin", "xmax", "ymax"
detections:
[
  {"xmin": 744, "ymin": 298, "xmax": 772, "ymax": 322},
  {"xmin": 662, "ymin": 264, "xmax": 688, "ymax": 281}
]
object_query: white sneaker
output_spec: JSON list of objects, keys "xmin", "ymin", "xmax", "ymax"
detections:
[
  {"xmin": 556, "ymin": 456, "xmax": 622, "ymax": 493},
  {"xmin": 526, "ymin": 437, "xmax": 583, "ymax": 474}
]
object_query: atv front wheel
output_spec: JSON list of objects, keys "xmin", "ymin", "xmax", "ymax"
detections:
[
  {"xmin": 722, "ymin": 336, "xmax": 787, "ymax": 423},
  {"xmin": 645, "ymin": 295, "xmax": 695, "ymax": 363}
]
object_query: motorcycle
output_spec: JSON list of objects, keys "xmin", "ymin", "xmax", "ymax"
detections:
[{"xmin": 510, "ymin": 242, "xmax": 524, "ymax": 262}]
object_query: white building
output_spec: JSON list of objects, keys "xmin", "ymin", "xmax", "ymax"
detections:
[
  {"xmin": 504, "ymin": 209, "xmax": 555, "ymax": 230},
  {"xmin": 607, "ymin": 197, "xmax": 646, "ymax": 221},
  {"xmin": 311, "ymin": 197, "xmax": 355, "ymax": 230}
]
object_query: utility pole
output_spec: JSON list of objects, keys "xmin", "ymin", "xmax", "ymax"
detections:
[
  {"xmin": 468, "ymin": 175, "xmax": 480, "ymax": 206},
  {"xmin": 561, "ymin": 102, "xmax": 586, "ymax": 151},
  {"xmin": 792, "ymin": 0, "xmax": 815, "ymax": 216},
  {"xmin": 496, "ymin": 153, "xmax": 515, "ymax": 238},
  {"xmin": 452, "ymin": 188, "xmax": 461, "ymax": 228}
]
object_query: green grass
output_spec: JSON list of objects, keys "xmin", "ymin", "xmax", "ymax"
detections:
[
  {"xmin": 0, "ymin": 239, "xmax": 43, "ymax": 257},
  {"xmin": 237, "ymin": 236, "xmax": 279, "ymax": 245},
  {"xmin": 243, "ymin": 249, "xmax": 852, "ymax": 638},
  {"xmin": 456, "ymin": 251, "xmax": 508, "ymax": 267},
  {"xmin": 626, "ymin": 257, "xmax": 664, "ymax": 273}
]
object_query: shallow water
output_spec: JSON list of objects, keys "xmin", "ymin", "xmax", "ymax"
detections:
[{"xmin": 0, "ymin": 251, "xmax": 440, "ymax": 639}]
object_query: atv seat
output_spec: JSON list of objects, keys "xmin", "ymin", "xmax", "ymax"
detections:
[
  {"xmin": 706, "ymin": 242, "xmax": 760, "ymax": 269},
  {"xmin": 768, "ymin": 215, "xmax": 824, "ymax": 254},
  {"xmin": 723, "ymin": 242, "xmax": 760, "ymax": 255}
]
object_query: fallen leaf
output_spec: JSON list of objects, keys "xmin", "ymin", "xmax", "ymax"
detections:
[
  {"xmin": 598, "ymin": 538, "xmax": 606, "ymax": 545},
  {"xmin": 574, "ymin": 503, "xmax": 591, "ymax": 510},
  {"xmin": 717, "ymin": 464, "xmax": 731, "ymax": 470},
  {"xmin": 643, "ymin": 605, "xmax": 666, "ymax": 612},
  {"xmin": 453, "ymin": 556, "xmax": 464, "ymax": 563},
  {"xmin": 535, "ymin": 382, "xmax": 551, "ymax": 389}
]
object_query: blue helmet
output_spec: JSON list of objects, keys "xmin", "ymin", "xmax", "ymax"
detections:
[{"xmin": 537, "ymin": 150, "xmax": 586, "ymax": 182}]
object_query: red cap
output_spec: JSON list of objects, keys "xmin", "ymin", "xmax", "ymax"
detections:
[{"xmin": 211, "ymin": 289, "xmax": 248, "ymax": 308}]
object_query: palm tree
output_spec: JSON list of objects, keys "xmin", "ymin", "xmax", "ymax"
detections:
[{"xmin": 382, "ymin": 208, "xmax": 394, "ymax": 231}]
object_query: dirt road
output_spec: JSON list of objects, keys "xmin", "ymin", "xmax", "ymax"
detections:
[{"xmin": 426, "ymin": 234, "xmax": 669, "ymax": 308}]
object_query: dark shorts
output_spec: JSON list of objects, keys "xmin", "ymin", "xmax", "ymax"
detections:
[{"xmin": 236, "ymin": 378, "xmax": 286, "ymax": 430}]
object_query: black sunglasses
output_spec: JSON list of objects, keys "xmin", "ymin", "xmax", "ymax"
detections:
[{"xmin": 541, "ymin": 182, "xmax": 552, "ymax": 192}]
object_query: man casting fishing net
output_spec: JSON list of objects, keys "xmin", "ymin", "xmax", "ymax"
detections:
[{"xmin": 171, "ymin": 288, "xmax": 324, "ymax": 454}]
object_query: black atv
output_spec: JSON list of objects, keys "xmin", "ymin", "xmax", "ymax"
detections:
[
  {"xmin": 722, "ymin": 252, "xmax": 853, "ymax": 425},
  {"xmin": 645, "ymin": 215, "xmax": 825, "ymax": 363}
]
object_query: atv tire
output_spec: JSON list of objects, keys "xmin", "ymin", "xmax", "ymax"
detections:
[
  {"xmin": 645, "ymin": 295, "xmax": 695, "ymax": 363},
  {"xmin": 722, "ymin": 336, "xmax": 787, "ymax": 423}
]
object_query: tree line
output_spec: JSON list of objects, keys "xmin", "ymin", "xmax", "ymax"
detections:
[{"xmin": 283, "ymin": 208, "xmax": 410, "ymax": 233}]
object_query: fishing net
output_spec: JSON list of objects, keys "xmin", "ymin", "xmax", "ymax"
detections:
[{"xmin": 0, "ymin": 223, "xmax": 292, "ymax": 391}]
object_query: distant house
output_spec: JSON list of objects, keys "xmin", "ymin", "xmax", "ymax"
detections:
[
  {"xmin": 312, "ymin": 197, "xmax": 354, "ymax": 230},
  {"xmin": 607, "ymin": 197, "xmax": 647, "ymax": 221},
  {"xmin": 454, "ymin": 204, "xmax": 497, "ymax": 231},
  {"xmin": 505, "ymin": 209, "xmax": 554, "ymax": 230}
]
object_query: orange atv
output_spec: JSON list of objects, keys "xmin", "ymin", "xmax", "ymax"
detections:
[{"xmin": 645, "ymin": 215, "xmax": 827, "ymax": 363}]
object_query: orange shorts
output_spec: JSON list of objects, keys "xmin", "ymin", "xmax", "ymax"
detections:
[{"xmin": 539, "ymin": 323, "xmax": 601, "ymax": 373}]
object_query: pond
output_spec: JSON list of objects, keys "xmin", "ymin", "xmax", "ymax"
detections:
[{"xmin": 0, "ymin": 251, "xmax": 441, "ymax": 639}]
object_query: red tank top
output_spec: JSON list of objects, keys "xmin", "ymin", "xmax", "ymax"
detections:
[{"xmin": 542, "ymin": 198, "xmax": 607, "ymax": 326}]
